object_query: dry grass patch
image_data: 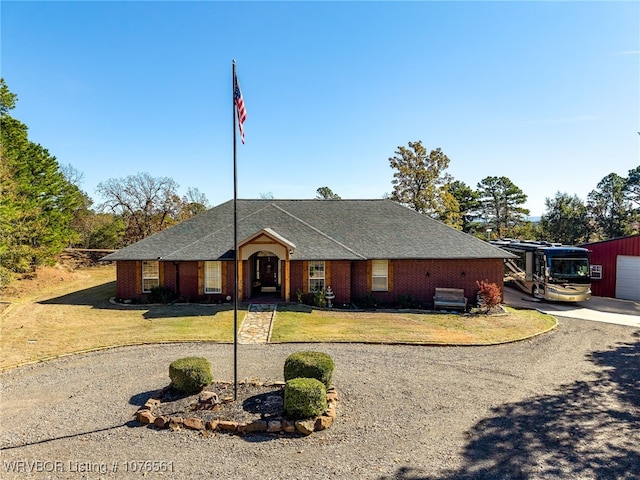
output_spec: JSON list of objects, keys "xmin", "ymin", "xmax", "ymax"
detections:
[
  {"xmin": 0, "ymin": 265, "xmax": 235, "ymax": 370},
  {"xmin": 271, "ymin": 308, "xmax": 556, "ymax": 345}
]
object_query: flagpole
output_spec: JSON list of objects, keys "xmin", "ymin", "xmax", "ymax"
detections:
[{"xmin": 232, "ymin": 60, "xmax": 239, "ymax": 401}]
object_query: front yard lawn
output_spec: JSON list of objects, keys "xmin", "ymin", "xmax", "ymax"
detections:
[
  {"xmin": 0, "ymin": 266, "xmax": 556, "ymax": 370},
  {"xmin": 271, "ymin": 306, "xmax": 555, "ymax": 345}
]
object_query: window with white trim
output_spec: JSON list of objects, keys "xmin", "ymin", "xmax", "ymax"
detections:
[
  {"xmin": 205, "ymin": 261, "xmax": 222, "ymax": 293},
  {"xmin": 372, "ymin": 259, "xmax": 389, "ymax": 291},
  {"xmin": 590, "ymin": 264, "xmax": 602, "ymax": 280},
  {"xmin": 142, "ymin": 261, "xmax": 159, "ymax": 293},
  {"xmin": 308, "ymin": 261, "xmax": 325, "ymax": 293}
]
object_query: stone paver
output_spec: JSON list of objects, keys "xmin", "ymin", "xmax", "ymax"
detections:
[{"xmin": 238, "ymin": 303, "xmax": 276, "ymax": 344}]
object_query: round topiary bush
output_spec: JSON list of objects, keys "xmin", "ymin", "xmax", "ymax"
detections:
[
  {"xmin": 283, "ymin": 351, "xmax": 334, "ymax": 388},
  {"xmin": 283, "ymin": 377, "xmax": 327, "ymax": 420},
  {"xmin": 169, "ymin": 357, "xmax": 213, "ymax": 394}
]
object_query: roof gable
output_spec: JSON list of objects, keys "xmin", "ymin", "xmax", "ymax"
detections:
[{"xmin": 240, "ymin": 228, "xmax": 296, "ymax": 251}]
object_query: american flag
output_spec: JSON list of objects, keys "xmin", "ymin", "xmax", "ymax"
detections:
[{"xmin": 234, "ymin": 75, "xmax": 246, "ymax": 144}]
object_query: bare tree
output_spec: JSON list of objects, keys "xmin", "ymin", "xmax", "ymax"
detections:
[
  {"xmin": 178, "ymin": 187, "xmax": 210, "ymax": 219},
  {"xmin": 96, "ymin": 172, "xmax": 181, "ymax": 244}
]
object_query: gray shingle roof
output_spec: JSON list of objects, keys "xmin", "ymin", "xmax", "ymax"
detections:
[{"xmin": 102, "ymin": 199, "xmax": 511, "ymax": 261}]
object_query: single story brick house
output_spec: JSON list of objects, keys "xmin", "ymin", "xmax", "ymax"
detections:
[{"xmin": 102, "ymin": 199, "xmax": 512, "ymax": 306}]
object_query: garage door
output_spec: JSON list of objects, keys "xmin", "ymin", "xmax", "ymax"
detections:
[{"xmin": 616, "ymin": 255, "xmax": 640, "ymax": 301}]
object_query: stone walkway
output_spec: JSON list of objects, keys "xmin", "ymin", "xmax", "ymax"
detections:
[{"xmin": 238, "ymin": 303, "xmax": 277, "ymax": 344}]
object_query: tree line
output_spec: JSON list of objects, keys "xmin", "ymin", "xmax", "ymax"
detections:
[
  {"xmin": 1, "ymin": 79, "xmax": 638, "ymax": 285},
  {"xmin": 0, "ymin": 80, "xmax": 209, "ymax": 284},
  {"xmin": 387, "ymin": 140, "xmax": 639, "ymax": 245}
]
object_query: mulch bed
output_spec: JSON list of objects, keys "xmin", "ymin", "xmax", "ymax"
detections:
[{"xmin": 155, "ymin": 381, "xmax": 285, "ymax": 425}]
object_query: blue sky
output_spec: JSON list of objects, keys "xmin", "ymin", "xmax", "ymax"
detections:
[{"xmin": 2, "ymin": 1, "xmax": 638, "ymax": 217}]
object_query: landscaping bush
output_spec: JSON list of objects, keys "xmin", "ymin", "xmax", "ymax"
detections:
[
  {"xmin": 357, "ymin": 293, "xmax": 379, "ymax": 309},
  {"xmin": 283, "ymin": 377, "xmax": 327, "ymax": 420},
  {"xmin": 476, "ymin": 279, "xmax": 502, "ymax": 311},
  {"xmin": 298, "ymin": 290, "xmax": 327, "ymax": 308},
  {"xmin": 147, "ymin": 285, "xmax": 176, "ymax": 304},
  {"xmin": 397, "ymin": 293, "xmax": 419, "ymax": 309},
  {"xmin": 169, "ymin": 357, "xmax": 213, "ymax": 394},
  {"xmin": 284, "ymin": 351, "xmax": 334, "ymax": 388},
  {"xmin": 313, "ymin": 289, "xmax": 327, "ymax": 308}
]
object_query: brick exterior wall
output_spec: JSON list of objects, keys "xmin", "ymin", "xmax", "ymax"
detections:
[
  {"xmin": 114, "ymin": 257, "xmax": 504, "ymax": 306},
  {"xmin": 162, "ymin": 262, "xmax": 177, "ymax": 293},
  {"xmin": 351, "ymin": 258, "xmax": 504, "ymax": 306},
  {"xmin": 289, "ymin": 261, "xmax": 304, "ymax": 301},
  {"xmin": 287, "ymin": 260, "xmax": 352, "ymax": 305},
  {"xmin": 115, "ymin": 261, "xmax": 139, "ymax": 300},
  {"xmin": 326, "ymin": 260, "xmax": 352, "ymax": 306},
  {"xmin": 389, "ymin": 258, "xmax": 504, "ymax": 305},
  {"xmin": 351, "ymin": 260, "xmax": 369, "ymax": 301},
  {"xmin": 178, "ymin": 261, "xmax": 200, "ymax": 301}
]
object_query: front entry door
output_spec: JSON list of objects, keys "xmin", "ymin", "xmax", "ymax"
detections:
[{"xmin": 259, "ymin": 256, "xmax": 278, "ymax": 290}]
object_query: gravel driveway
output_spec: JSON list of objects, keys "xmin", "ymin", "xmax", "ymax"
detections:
[{"xmin": 2, "ymin": 317, "xmax": 639, "ymax": 479}]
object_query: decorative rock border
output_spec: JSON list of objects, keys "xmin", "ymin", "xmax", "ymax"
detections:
[{"xmin": 135, "ymin": 381, "xmax": 339, "ymax": 436}]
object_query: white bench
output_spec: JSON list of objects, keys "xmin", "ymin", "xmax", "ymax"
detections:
[{"xmin": 433, "ymin": 288, "xmax": 468, "ymax": 311}]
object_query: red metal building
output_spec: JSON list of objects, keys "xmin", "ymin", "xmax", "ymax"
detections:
[{"xmin": 582, "ymin": 235, "xmax": 640, "ymax": 300}]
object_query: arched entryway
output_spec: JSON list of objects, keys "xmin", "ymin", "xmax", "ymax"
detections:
[
  {"xmin": 250, "ymin": 251, "xmax": 281, "ymax": 299},
  {"xmin": 238, "ymin": 227, "xmax": 295, "ymax": 302}
]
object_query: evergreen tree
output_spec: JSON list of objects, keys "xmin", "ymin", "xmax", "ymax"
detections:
[
  {"xmin": 316, "ymin": 187, "xmax": 341, "ymax": 200},
  {"xmin": 477, "ymin": 176, "xmax": 529, "ymax": 238},
  {"xmin": 624, "ymin": 166, "xmax": 640, "ymax": 231},
  {"xmin": 540, "ymin": 192, "xmax": 590, "ymax": 244},
  {"xmin": 587, "ymin": 172, "xmax": 633, "ymax": 239},
  {"xmin": 0, "ymin": 79, "xmax": 83, "ymax": 280},
  {"xmin": 448, "ymin": 180, "xmax": 482, "ymax": 233}
]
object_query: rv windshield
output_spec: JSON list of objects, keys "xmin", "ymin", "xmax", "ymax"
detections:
[{"xmin": 547, "ymin": 252, "xmax": 590, "ymax": 284}]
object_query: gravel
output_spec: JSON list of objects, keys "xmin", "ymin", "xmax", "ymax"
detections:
[{"xmin": 1, "ymin": 317, "xmax": 639, "ymax": 479}]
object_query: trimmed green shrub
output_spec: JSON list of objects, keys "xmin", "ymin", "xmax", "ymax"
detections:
[
  {"xmin": 169, "ymin": 357, "xmax": 213, "ymax": 394},
  {"xmin": 283, "ymin": 377, "xmax": 327, "ymax": 420},
  {"xmin": 284, "ymin": 351, "xmax": 334, "ymax": 388}
]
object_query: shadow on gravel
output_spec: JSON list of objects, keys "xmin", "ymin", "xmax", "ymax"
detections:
[
  {"xmin": 1, "ymin": 422, "xmax": 137, "ymax": 451},
  {"xmin": 380, "ymin": 333, "xmax": 640, "ymax": 480},
  {"xmin": 129, "ymin": 390, "xmax": 161, "ymax": 407}
]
